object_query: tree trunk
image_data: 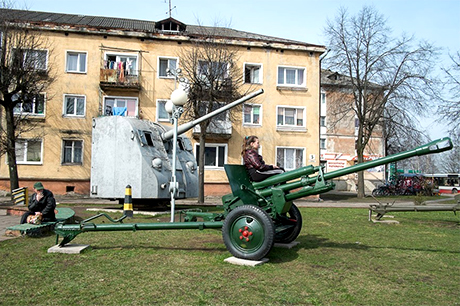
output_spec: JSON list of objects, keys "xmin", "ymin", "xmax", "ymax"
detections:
[
  {"xmin": 198, "ymin": 127, "xmax": 206, "ymax": 204},
  {"xmin": 356, "ymin": 144, "xmax": 365, "ymax": 198},
  {"xmin": 5, "ymin": 104, "xmax": 19, "ymax": 196},
  {"xmin": 357, "ymin": 170, "xmax": 365, "ymax": 198}
]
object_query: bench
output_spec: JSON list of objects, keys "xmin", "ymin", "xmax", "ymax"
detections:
[
  {"xmin": 6, "ymin": 207, "xmax": 75, "ymax": 236},
  {"xmin": 369, "ymin": 195, "xmax": 460, "ymax": 221}
]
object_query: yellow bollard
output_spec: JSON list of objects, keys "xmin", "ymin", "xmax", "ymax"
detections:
[
  {"xmin": 12, "ymin": 187, "xmax": 28, "ymax": 206},
  {"xmin": 123, "ymin": 185, "xmax": 133, "ymax": 218}
]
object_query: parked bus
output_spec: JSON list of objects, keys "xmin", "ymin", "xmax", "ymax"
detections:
[{"xmin": 423, "ymin": 173, "xmax": 459, "ymax": 194}]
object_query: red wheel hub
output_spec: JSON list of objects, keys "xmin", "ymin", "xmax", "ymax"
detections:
[{"xmin": 238, "ymin": 226, "xmax": 253, "ymax": 242}]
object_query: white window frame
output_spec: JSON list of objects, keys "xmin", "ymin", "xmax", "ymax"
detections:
[
  {"xmin": 194, "ymin": 143, "xmax": 228, "ymax": 170},
  {"xmin": 320, "ymin": 116, "xmax": 326, "ymax": 127},
  {"xmin": 15, "ymin": 48, "xmax": 48, "ymax": 70},
  {"xmin": 63, "ymin": 94, "xmax": 86, "ymax": 117},
  {"xmin": 156, "ymin": 99, "xmax": 170, "ymax": 122},
  {"xmin": 243, "ymin": 62, "xmax": 263, "ymax": 84},
  {"xmin": 198, "ymin": 60, "xmax": 229, "ymax": 81},
  {"xmin": 276, "ymin": 105, "xmax": 306, "ymax": 130},
  {"xmin": 65, "ymin": 50, "xmax": 87, "ymax": 73},
  {"xmin": 320, "ymin": 138, "xmax": 327, "ymax": 150},
  {"xmin": 158, "ymin": 56, "xmax": 178, "ymax": 78},
  {"xmin": 277, "ymin": 65, "xmax": 306, "ymax": 87},
  {"xmin": 103, "ymin": 52, "xmax": 139, "ymax": 75},
  {"xmin": 243, "ymin": 103, "xmax": 262, "ymax": 126},
  {"xmin": 62, "ymin": 139, "xmax": 83, "ymax": 165},
  {"xmin": 103, "ymin": 96, "xmax": 139, "ymax": 117},
  {"xmin": 276, "ymin": 146, "xmax": 305, "ymax": 171},
  {"xmin": 15, "ymin": 138, "xmax": 43, "ymax": 165},
  {"xmin": 13, "ymin": 93, "xmax": 46, "ymax": 117},
  {"xmin": 196, "ymin": 101, "xmax": 231, "ymax": 128}
]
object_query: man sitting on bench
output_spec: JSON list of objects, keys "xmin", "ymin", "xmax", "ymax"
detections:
[{"xmin": 20, "ymin": 182, "xmax": 57, "ymax": 224}]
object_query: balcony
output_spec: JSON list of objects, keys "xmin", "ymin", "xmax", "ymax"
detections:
[
  {"xmin": 100, "ymin": 68, "xmax": 141, "ymax": 91},
  {"xmin": 192, "ymin": 120, "xmax": 232, "ymax": 139}
]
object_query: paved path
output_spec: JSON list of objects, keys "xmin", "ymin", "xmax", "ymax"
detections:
[{"xmin": 0, "ymin": 212, "xmax": 21, "ymax": 242}]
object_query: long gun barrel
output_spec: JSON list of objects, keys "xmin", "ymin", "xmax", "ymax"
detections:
[
  {"xmin": 253, "ymin": 137, "xmax": 453, "ymax": 199},
  {"xmin": 161, "ymin": 89, "xmax": 264, "ymax": 141},
  {"xmin": 322, "ymin": 137, "xmax": 453, "ymax": 181}
]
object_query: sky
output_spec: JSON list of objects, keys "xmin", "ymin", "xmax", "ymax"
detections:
[{"xmin": 20, "ymin": 0, "xmax": 460, "ymax": 139}]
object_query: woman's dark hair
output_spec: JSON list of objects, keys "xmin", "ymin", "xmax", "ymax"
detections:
[{"xmin": 241, "ymin": 135, "xmax": 258, "ymax": 156}]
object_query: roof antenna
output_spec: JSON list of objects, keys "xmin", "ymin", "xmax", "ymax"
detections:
[{"xmin": 166, "ymin": 0, "xmax": 176, "ymax": 18}]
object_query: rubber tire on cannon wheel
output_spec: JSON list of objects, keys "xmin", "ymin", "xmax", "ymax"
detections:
[
  {"xmin": 275, "ymin": 203, "xmax": 302, "ymax": 243},
  {"xmin": 222, "ymin": 205, "xmax": 275, "ymax": 261}
]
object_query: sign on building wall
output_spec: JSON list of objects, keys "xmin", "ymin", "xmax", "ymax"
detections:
[{"xmin": 326, "ymin": 160, "xmax": 347, "ymax": 172}]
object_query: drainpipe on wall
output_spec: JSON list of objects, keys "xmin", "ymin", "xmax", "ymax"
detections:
[{"xmin": 318, "ymin": 48, "xmax": 330, "ymax": 164}]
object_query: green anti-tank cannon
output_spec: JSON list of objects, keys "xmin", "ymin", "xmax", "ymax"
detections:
[{"xmin": 54, "ymin": 137, "xmax": 453, "ymax": 260}]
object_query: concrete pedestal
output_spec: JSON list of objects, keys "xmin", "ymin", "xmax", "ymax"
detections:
[
  {"xmin": 48, "ymin": 244, "xmax": 90, "ymax": 254},
  {"xmin": 224, "ymin": 256, "xmax": 269, "ymax": 266}
]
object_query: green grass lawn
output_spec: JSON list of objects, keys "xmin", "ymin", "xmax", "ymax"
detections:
[{"xmin": 1, "ymin": 207, "xmax": 458, "ymax": 306}]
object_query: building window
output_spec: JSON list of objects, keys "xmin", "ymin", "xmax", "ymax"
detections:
[
  {"xmin": 321, "ymin": 90, "xmax": 326, "ymax": 104},
  {"xmin": 103, "ymin": 53, "xmax": 138, "ymax": 75},
  {"xmin": 14, "ymin": 49, "xmax": 48, "ymax": 70},
  {"xmin": 66, "ymin": 51, "xmax": 87, "ymax": 73},
  {"xmin": 13, "ymin": 93, "xmax": 45, "ymax": 116},
  {"xmin": 198, "ymin": 60, "xmax": 228, "ymax": 81},
  {"xmin": 320, "ymin": 116, "xmax": 326, "ymax": 127},
  {"xmin": 320, "ymin": 138, "xmax": 327, "ymax": 149},
  {"xmin": 62, "ymin": 140, "xmax": 83, "ymax": 165},
  {"xmin": 277, "ymin": 106, "xmax": 305, "ymax": 127},
  {"xmin": 276, "ymin": 147, "xmax": 304, "ymax": 171},
  {"xmin": 104, "ymin": 97, "xmax": 138, "ymax": 117},
  {"xmin": 243, "ymin": 104, "xmax": 261, "ymax": 125},
  {"xmin": 244, "ymin": 63, "xmax": 262, "ymax": 84},
  {"xmin": 64, "ymin": 95, "xmax": 86, "ymax": 117},
  {"xmin": 15, "ymin": 139, "xmax": 42, "ymax": 164},
  {"xmin": 158, "ymin": 57, "xmax": 178, "ymax": 78},
  {"xmin": 197, "ymin": 101, "xmax": 229, "ymax": 123},
  {"xmin": 156, "ymin": 99, "xmax": 170, "ymax": 122},
  {"xmin": 195, "ymin": 144, "xmax": 227, "ymax": 169},
  {"xmin": 277, "ymin": 66, "xmax": 305, "ymax": 87}
]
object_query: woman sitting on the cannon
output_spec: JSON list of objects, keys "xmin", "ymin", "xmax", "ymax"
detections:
[{"xmin": 242, "ymin": 135, "xmax": 284, "ymax": 182}]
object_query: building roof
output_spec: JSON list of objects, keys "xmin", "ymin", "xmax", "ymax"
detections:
[
  {"xmin": 0, "ymin": 8, "xmax": 326, "ymax": 51},
  {"xmin": 321, "ymin": 69, "xmax": 354, "ymax": 87},
  {"xmin": 321, "ymin": 69, "xmax": 383, "ymax": 89}
]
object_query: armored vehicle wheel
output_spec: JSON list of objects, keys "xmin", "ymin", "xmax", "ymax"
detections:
[
  {"xmin": 222, "ymin": 205, "xmax": 275, "ymax": 260},
  {"xmin": 274, "ymin": 203, "xmax": 302, "ymax": 243}
]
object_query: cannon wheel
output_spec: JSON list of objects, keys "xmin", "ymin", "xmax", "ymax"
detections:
[
  {"xmin": 222, "ymin": 205, "xmax": 275, "ymax": 261},
  {"xmin": 275, "ymin": 203, "xmax": 303, "ymax": 243}
]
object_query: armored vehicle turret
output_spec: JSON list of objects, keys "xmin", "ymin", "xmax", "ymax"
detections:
[{"xmin": 90, "ymin": 89, "xmax": 264, "ymax": 203}]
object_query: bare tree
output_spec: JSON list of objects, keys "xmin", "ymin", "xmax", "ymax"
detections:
[
  {"xmin": 0, "ymin": 5, "xmax": 54, "ymax": 194},
  {"xmin": 179, "ymin": 24, "xmax": 251, "ymax": 203},
  {"xmin": 438, "ymin": 51, "xmax": 460, "ymax": 135},
  {"xmin": 323, "ymin": 6, "xmax": 440, "ymax": 197},
  {"xmin": 438, "ymin": 133, "xmax": 459, "ymax": 173},
  {"xmin": 381, "ymin": 102, "xmax": 436, "ymax": 175}
]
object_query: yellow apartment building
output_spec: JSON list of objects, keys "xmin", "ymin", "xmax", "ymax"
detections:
[{"xmin": 0, "ymin": 8, "xmax": 326, "ymax": 196}]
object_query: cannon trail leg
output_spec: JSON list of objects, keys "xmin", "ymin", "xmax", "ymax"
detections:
[{"xmin": 222, "ymin": 205, "xmax": 275, "ymax": 260}]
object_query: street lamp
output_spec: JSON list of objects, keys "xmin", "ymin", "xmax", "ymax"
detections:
[{"xmin": 166, "ymin": 69, "xmax": 188, "ymax": 222}]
